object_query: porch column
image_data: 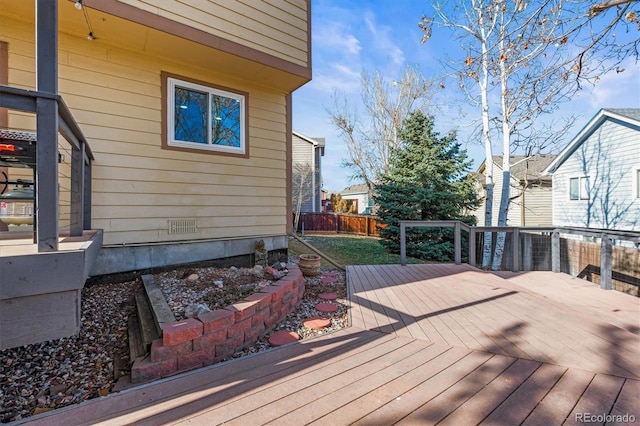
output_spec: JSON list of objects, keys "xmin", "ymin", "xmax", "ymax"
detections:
[{"xmin": 35, "ymin": 0, "xmax": 59, "ymax": 251}]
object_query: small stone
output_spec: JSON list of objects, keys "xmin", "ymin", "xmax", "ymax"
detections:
[
  {"xmin": 214, "ymin": 280, "xmax": 224, "ymax": 288},
  {"xmin": 97, "ymin": 388, "xmax": 109, "ymax": 397},
  {"xmin": 184, "ymin": 303, "xmax": 212, "ymax": 318},
  {"xmin": 251, "ymin": 265, "xmax": 264, "ymax": 276},
  {"xmin": 187, "ymin": 274, "xmax": 199, "ymax": 282}
]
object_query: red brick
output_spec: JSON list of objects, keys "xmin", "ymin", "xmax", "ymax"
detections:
[
  {"xmin": 178, "ymin": 346, "xmax": 216, "ymax": 370},
  {"xmin": 150, "ymin": 338, "xmax": 192, "ymax": 363},
  {"xmin": 282, "ymin": 292, "xmax": 293, "ymax": 306},
  {"xmin": 251, "ymin": 307, "xmax": 269, "ymax": 327},
  {"xmin": 269, "ymin": 299, "xmax": 282, "ymax": 316},
  {"xmin": 163, "ymin": 318, "xmax": 203, "ymax": 346},
  {"xmin": 130, "ymin": 355, "xmax": 177, "ymax": 384},
  {"xmin": 259, "ymin": 285, "xmax": 283, "ymax": 302},
  {"xmin": 198, "ymin": 309, "xmax": 234, "ymax": 334},
  {"xmin": 226, "ymin": 299, "xmax": 259, "ymax": 322},
  {"xmin": 265, "ymin": 312, "xmax": 280, "ymax": 330},
  {"xmin": 193, "ymin": 328, "xmax": 227, "ymax": 351},
  {"xmin": 244, "ymin": 292, "xmax": 271, "ymax": 310},
  {"xmin": 227, "ymin": 316, "xmax": 252, "ymax": 339},
  {"xmin": 216, "ymin": 335, "xmax": 243, "ymax": 359},
  {"xmin": 244, "ymin": 324, "xmax": 265, "ymax": 346}
]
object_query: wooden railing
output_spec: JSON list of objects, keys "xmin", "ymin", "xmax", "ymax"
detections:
[{"xmin": 399, "ymin": 221, "xmax": 640, "ymax": 294}]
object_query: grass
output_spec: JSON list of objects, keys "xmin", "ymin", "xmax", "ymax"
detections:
[{"xmin": 288, "ymin": 234, "xmax": 425, "ymax": 268}]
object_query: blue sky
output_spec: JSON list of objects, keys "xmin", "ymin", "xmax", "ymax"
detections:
[{"xmin": 292, "ymin": 0, "xmax": 640, "ymax": 193}]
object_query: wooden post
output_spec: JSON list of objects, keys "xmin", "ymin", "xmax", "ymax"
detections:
[
  {"xmin": 600, "ymin": 235, "xmax": 612, "ymax": 290},
  {"xmin": 35, "ymin": 0, "xmax": 59, "ymax": 252},
  {"xmin": 469, "ymin": 228, "xmax": 476, "ymax": 267},
  {"xmin": 511, "ymin": 228, "xmax": 520, "ymax": 272},
  {"xmin": 522, "ymin": 233, "xmax": 532, "ymax": 271},
  {"xmin": 400, "ymin": 222, "xmax": 407, "ymax": 266},
  {"xmin": 551, "ymin": 231, "xmax": 560, "ymax": 273},
  {"xmin": 454, "ymin": 221, "xmax": 461, "ymax": 265}
]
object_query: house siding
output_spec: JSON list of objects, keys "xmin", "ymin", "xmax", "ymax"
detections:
[
  {"xmin": 116, "ymin": 0, "xmax": 309, "ymax": 67},
  {"xmin": 552, "ymin": 118, "xmax": 640, "ymax": 230},
  {"xmin": 474, "ymin": 166, "xmax": 523, "ymax": 226},
  {"xmin": 1, "ymin": 14, "xmax": 291, "ymax": 246}
]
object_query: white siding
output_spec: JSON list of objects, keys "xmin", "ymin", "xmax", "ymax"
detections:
[{"xmin": 552, "ymin": 119, "xmax": 640, "ymax": 230}]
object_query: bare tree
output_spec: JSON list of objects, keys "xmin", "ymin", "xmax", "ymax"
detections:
[
  {"xmin": 422, "ymin": 0, "xmax": 639, "ymax": 269},
  {"xmin": 328, "ymin": 65, "xmax": 433, "ymax": 190},
  {"xmin": 292, "ymin": 162, "xmax": 314, "ymax": 233}
]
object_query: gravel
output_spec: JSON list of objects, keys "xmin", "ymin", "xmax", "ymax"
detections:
[{"xmin": 0, "ymin": 259, "xmax": 348, "ymax": 423}]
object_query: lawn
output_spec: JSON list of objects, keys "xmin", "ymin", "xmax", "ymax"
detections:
[{"xmin": 288, "ymin": 234, "xmax": 425, "ymax": 268}]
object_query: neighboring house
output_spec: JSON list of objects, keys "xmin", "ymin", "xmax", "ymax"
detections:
[
  {"xmin": 292, "ymin": 131, "xmax": 325, "ymax": 213},
  {"xmin": 471, "ymin": 155, "xmax": 557, "ymax": 227},
  {"xmin": 340, "ymin": 183, "xmax": 375, "ymax": 214},
  {"xmin": 543, "ymin": 108, "xmax": 640, "ymax": 231},
  {"xmin": 0, "ymin": 0, "xmax": 310, "ymax": 348}
]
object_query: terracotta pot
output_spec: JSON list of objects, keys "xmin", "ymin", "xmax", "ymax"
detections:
[{"xmin": 298, "ymin": 254, "xmax": 321, "ymax": 276}]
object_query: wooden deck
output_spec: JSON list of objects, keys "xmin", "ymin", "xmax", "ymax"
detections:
[{"xmin": 20, "ymin": 264, "xmax": 640, "ymax": 425}]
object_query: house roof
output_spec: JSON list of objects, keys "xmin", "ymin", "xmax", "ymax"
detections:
[
  {"xmin": 340, "ymin": 183, "xmax": 369, "ymax": 195},
  {"xmin": 474, "ymin": 154, "xmax": 557, "ymax": 184},
  {"xmin": 543, "ymin": 108, "xmax": 640, "ymax": 175},
  {"xmin": 293, "ymin": 130, "xmax": 325, "ymax": 148}
]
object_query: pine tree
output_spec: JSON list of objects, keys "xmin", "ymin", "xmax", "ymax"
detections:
[{"xmin": 375, "ymin": 111, "xmax": 479, "ymax": 261}]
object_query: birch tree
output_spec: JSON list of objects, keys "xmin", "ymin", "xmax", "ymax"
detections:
[
  {"xmin": 328, "ymin": 65, "xmax": 432, "ymax": 191},
  {"xmin": 422, "ymin": 0, "xmax": 639, "ymax": 269}
]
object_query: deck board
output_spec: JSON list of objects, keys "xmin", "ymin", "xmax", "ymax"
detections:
[{"xmin": 22, "ymin": 264, "xmax": 640, "ymax": 426}]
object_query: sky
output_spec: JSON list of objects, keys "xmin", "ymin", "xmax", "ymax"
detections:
[{"xmin": 292, "ymin": 0, "xmax": 640, "ymax": 194}]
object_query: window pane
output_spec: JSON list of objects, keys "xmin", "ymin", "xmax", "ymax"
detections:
[
  {"xmin": 581, "ymin": 177, "xmax": 590, "ymax": 200},
  {"xmin": 569, "ymin": 178, "xmax": 579, "ymax": 200},
  {"xmin": 174, "ymin": 87, "xmax": 208, "ymax": 144},
  {"xmin": 210, "ymin": 94, "xmax": 241, "ymax": 147}
]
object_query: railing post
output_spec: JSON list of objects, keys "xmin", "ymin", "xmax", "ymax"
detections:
[
  {"xmin": 522, "ymin": 232, "xmax": 532, "ymax": 271},
  {"xmin": 469, "ymin": 227, "xmax": 476, "ymax": 267},
  {"xmin": 600, "ymin": 234, "xmax": 612, "ymax": 290},
  {"xmin": 511, "ymin": 228, "xmax": 520, "ymax": 272},
  {"xmin": 551, "ymin": 231, "xmax": 560, "ymax": 273},
  {"xmin": 400, "ymin": 222, "xmax": 407, "ymax": 266},
  {"xmin": 454, "ymin": 221, "xmax": 461, "ymax": 265}
]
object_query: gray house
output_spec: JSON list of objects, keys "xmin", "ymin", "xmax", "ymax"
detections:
[
  {"xmin": 543, "ymin": 108, "xmax": 640, "ymax": 231},
  {"xmin": 292, "ymin": 131, "xmax": 324, "ymax": 213}
]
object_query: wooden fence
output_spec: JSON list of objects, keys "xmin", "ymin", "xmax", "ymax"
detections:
[{"xmin": 294, "ymin": 212, "xmax": 382, "ymax": 237}]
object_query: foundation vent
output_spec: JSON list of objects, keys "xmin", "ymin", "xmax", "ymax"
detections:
[{"xmin": 168, "ymin": 219, "xmax": 197, "ymax": 235}]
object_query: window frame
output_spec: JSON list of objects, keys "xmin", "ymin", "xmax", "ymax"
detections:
[
  {"xmin": 162, "ymin": 72, "xmax": 249, "ymax": 158},
  {"xmin": 569, "ymin": 176, "xmax": 590, "ymax": 200}
]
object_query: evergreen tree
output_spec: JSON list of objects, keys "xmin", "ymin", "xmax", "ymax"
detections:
[{"xmin": 375, "ymin": 111, "xmax": 479, "ymax": 261}]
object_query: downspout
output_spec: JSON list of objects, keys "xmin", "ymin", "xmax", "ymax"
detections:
[{"xmin": 311, "ymin": 142, "xmax": 316, "ymax": 212}]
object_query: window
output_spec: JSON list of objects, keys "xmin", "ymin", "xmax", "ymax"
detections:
[
  {"xmin": 569, "ymin": 176, "xmax": 589, "ymax": 200},
  {"xmin": 165, "ymin": 75, "xmax": 247, "ymax": 156}
]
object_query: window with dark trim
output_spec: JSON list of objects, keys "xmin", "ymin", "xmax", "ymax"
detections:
[
  {"xmin": 162, "ymin": 73, "xmax": 248, "ymax": 156},
  {"xmin": 569, "ymin": 176, "xmax": 589, "ymax": 200}
]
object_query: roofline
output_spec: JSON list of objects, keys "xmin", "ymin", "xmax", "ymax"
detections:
[
  {"xmin": 293, "ymin": 130, "xmax": 323, "ymax": 147},
  {"xmin": 543, "ymin": 108, "xmax": 640, "ymax": 175}
]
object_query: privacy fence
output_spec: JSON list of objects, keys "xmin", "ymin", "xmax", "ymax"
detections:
[{"xmin": 294, "ymin": 212, "xmax": 382, "ymax": 237}]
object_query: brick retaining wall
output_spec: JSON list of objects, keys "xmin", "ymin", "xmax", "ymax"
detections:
[{"xmin": 131, "ymin": 265, "xmax": 305, "ymax": 384}]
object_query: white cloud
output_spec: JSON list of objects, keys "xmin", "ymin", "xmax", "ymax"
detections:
[
  {"xmin": 363, "ymin": 11, "xmax": 405, "ymax": 67},
  {"xmin": 582, "ymin": 59, "xmax": 640, "ymax": 109}
]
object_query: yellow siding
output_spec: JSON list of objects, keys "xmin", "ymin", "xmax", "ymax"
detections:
[
  {"xmin": 119, "ymin": 0, "xmax": 309, "ymax": 67},
  {"xmin": 1, "ymin": 17, "xmax": 290, "ymax": 245}
]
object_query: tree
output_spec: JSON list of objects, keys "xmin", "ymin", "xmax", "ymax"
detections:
[
  {"xmin": 375, "ymin": 111, "xmax": 479, "ymax": 261},
  {"xmin": 328, "ymin": 65, "xmax": 432, "ymax": 191},
  {"xmin": 330, "ymin": 193, "xmax": 354, "ymax": 214},
  {"xmin": 292, "ymin": 162, "xmax": 313, "ymax": 233},
  {"xmin": 421, "ymin": 0, "xmax": 639, "ymax": 269}
]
